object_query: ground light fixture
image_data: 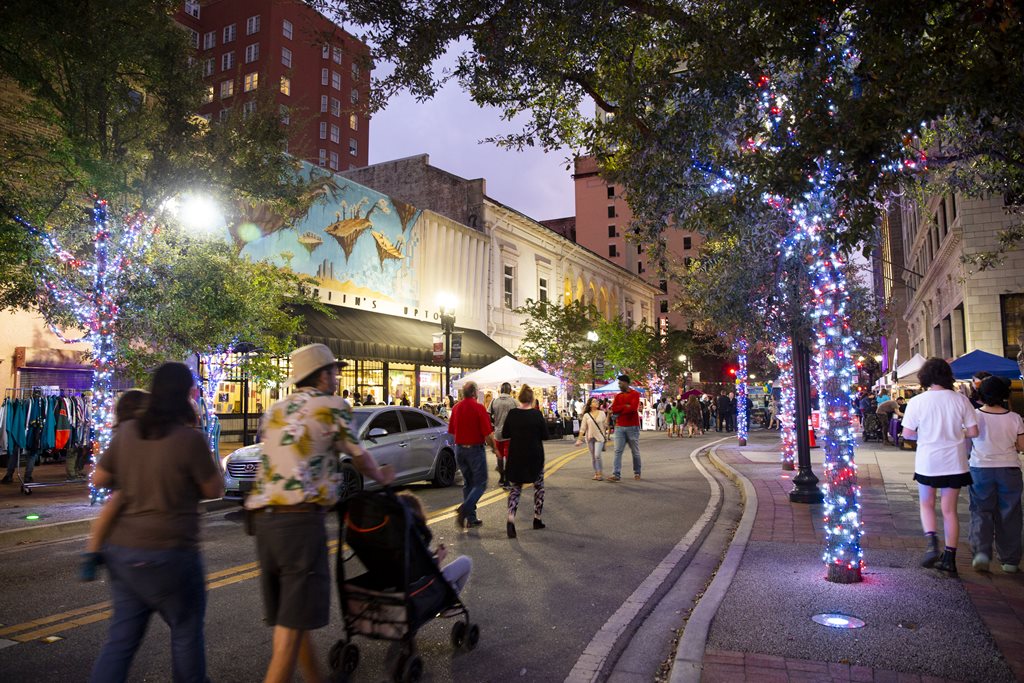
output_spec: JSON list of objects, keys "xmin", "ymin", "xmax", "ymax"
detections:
[
  {"xmin": 24, "ymin": 514, "xmax": 42, "ymax": 521},
  {"xmin": 811, "ymin": 613, "xmax": 865, "ymax": 629}
]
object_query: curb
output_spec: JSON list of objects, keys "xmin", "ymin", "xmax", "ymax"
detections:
[
  {"xmin": 668, "ymin": 445, "xmax": 758, "ymax": 683},
  {"xmin": 0, "ymin": 498, "xmax": 237, "ymax": 550}
]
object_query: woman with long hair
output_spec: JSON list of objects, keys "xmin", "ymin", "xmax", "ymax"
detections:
[
  {"xmin": 501, "ymin": 385, "xmax": 548, "ymax": 538},
  {"xmin": 575, "ymin": 396, "xmax": 608, "ymax": 480},
  {"xmin": 90, "ymin": 363, "xmax": 223, "ymax": 683},
  {"xmin": 685, "ymin": 395, "xmax": 703, "ymax": 437},
  {"xmin": 901, "ymin": 358, "xmax": 979, "ymax": 576}
]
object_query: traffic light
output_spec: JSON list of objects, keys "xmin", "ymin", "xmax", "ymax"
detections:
[{"xmin": 728, "ymin": 367, "xmax": 737, "ymax": 377}]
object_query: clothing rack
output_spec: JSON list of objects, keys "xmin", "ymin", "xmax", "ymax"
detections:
[{"xmin": 3, "ymin": 389, "xmax": 91, "ymax": 495}]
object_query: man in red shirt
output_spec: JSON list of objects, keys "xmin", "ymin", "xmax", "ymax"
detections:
[
  {"xmin": 448, "ymin": 381, "xmax": 495, "ymax": 527},
  {"xmin": 608, "ymin": 374, "xmax": 642, "ymax": 482}
]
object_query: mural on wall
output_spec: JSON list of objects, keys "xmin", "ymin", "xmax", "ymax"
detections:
[{"xmin": 227, "ymin": 166, "xmax": 423, "ymax": 306}]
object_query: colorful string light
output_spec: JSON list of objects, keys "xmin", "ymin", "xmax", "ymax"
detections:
[
  {"xmin": 775, "ymin": 339, "xmax": 797, "ymax": 469},
  {"xmin": 735, "ymin": 338, "xmax": 748, "ymax": 443}
]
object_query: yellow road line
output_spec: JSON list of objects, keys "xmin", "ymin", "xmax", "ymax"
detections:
[{"xmin": 4, "ymin": 447, "xmax": 586, "ymax": 642}]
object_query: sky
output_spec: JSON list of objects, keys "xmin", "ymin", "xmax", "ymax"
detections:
[{"xmin": 366, "ymin": 66, "xmax": 579, "ymax": 223}]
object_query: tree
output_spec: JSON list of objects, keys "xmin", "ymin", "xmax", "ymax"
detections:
[{"xmin": 514, "ymin": 298, "xmax": 601, "ymax": 394}]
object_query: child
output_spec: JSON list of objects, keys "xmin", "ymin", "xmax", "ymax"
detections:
[
  {"xmin": 80, "ymin": 389, "xmax": 150, "ymax": 581},
  {"xmin": 968, "ymin": 376, "xmax": 1024, "ymax": 573},
  {"xmin": 398, "ymin": 492, "xmax": 472, "ymax": 594}
]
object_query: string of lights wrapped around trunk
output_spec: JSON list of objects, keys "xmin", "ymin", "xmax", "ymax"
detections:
[
  {"xmin": 735, "ymin": 337, "xmax": 748, "ymax": 446},
  {"xmin": 775, "ymin": 339, "xmax": 796, "ymax": 470}
]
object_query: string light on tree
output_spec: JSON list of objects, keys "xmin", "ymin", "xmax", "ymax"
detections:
[
  {"xmin": 735, "ymin": 338, "xmax": 749, "ymax": 445},
  {"xmin": 775, "ymin": 338, "xmax": 797, "ymax": 470}
]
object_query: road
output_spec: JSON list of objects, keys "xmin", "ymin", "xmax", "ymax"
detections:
[{"xmin": 0, "ymin": 433, "xmax": 728, "ymax": 682}]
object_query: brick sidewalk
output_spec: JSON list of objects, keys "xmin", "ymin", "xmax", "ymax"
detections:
[{"xmin": 702, "ymin": 436, "xmax": 1024, "ymax": 683}]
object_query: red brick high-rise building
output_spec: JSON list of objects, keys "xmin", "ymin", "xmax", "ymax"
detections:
[{"xmin": 175, "ymin": 0, "xmax": 369, "ymax": 170}]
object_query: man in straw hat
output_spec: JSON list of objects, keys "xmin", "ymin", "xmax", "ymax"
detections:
[{"xmin": 246, "ymin": 343, "xmax": 394, "ymax": 683}]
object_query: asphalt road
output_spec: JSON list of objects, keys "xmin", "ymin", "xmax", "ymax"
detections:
[{"xmin": 0, "ymin": 432, "xmax": 722, "ymax": 682}]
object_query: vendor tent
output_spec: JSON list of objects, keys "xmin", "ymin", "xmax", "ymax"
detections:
[
  {"xmin": 591, "ymin": 379, "xmax": 647, "ymax": 395},
  {"xmin": 895, "ymin": 353, "xmax": 927, "ymax": 385},
  {"xmin": 950, "ymin": 349, "xmax": 1022, "ymax": 380},
  {"xmin": 451, "ymin": 355, "xmax": 560, "ymax": 391}
]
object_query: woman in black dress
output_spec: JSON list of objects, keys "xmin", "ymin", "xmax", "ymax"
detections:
[{"xmin": 500, "ymin": 385, "xmax": 548, "ymax": 538}]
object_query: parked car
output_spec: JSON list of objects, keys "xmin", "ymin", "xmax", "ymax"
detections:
[{"xmin": 222, "ymin": 405, "xmax": 458, "ymax": 502}]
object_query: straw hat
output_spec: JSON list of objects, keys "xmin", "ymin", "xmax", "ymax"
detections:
[{"xmin": 286, "ymin": 343, "xmax": 346, "ymax": 386}]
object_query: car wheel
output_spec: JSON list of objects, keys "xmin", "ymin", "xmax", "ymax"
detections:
[
  {"xmin": 339, "ymin": 461, "xmax": 363, "ymax": 502},
  {"xmin": 432, "ymin": 449, "xmax": 457, "ymax": 488}
]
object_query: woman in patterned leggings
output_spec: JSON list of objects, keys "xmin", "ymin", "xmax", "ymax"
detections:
[{"xmin": 500, "ymin": 385, "xmax": 548, "ymax": 539}]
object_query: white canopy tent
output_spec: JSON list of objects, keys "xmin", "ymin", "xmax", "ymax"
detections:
[
  {"xmin": 895, "ymin": 353, "xmax": 927, "ymax": 385},
  {"xmin": 451, "ymin": 355, "xmax": 560, "ymax": 392}
]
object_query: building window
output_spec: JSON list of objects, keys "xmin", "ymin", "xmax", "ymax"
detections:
[
  {"xmin": 331, "ymin": 71, "xmax": 342, "ymax": 89},
  {"xmin": 351, "ymin": 62, "xmax": 360, "ymax": 80},
  {"xmin": 245, "ymin": 43, "xmax": 259, "ymax": 63},
  {"xmin": 243, "ymin": 72, "xmax": 258, "ymax": 92},
  {"xmin": 637, "ymin": 262, "xmax": 644, "ymax": 274},
  {"xmin": 318, "ymin": 149, "xmax": 327, "ymax": 167},
  {"xmin": 203, "ymin": 31, "xmax": 216, "ymax": 50},
  {"xmin": 637, "ymin": 244, "xmax": 642, "ymax": 254},
  {"xmin": 607, "ymin": 185, "xmax": 615, "ymax": 199},
  {"xmin": 329, "ymin": 151, "xmax": 339, "ymax": 170},
  {"xmin": 683, "ymin": 236, "xmax": 692, "ymax": 250},
  {"xmin": 349, "ymin": 138, "xmax": 358, "ymax": 156},
  {"xmin": 242, "ymin": 100, "xmax": 257, "ymax": 118},
  {"xmin": 329, "ymin": 124, "xmax": 339, "ymax": 143},
  {"xmin": 185, "ymin": 0, "xmax": 200, "ymax": 19},
  {"xmin": 503, "ymin": 265, "xmax": 515, "ymax": 309},
  {"xmin": 349, "ymin": 113, "xmax": 358, "ymax": 130},
  {"xmin": 607, "ymin": 205, "xmax": 615, "ymax": 218},
  {"xmin": 1001, "ymin": 293, "xmax": 1024, "ymax": 359},
  {"xmin": 660, "ymin": 300, "xmax": 669, "ymax": 313},
  {"xmin": 279, "ymin": 76, "xmax": 290, "ymax": 96},
  {"xmin": 202, "ymin": 57, "xmax": 214, "ymax": 77},
  {"xmin": 320, "ymin": 95, "xmax": 328, "ymax": 113},
  {"xmin": 350, "ymin": 88, "xmax": 359, "ymax": 104},
  {"xmin": 282, "ymin": 19, "xmax": 293, "ymax": 39},
  {"xmin": 246, "ymin": 15, "xmax": 260, "ymax": 35},
  {"xmin": 280, "ymin": 105, "xmax": 290, "ymax": 125},
  {"xmin": 321, "ymin": 44, "xmax": 330, "ymax": 59},
  {"xmin": 539, "ymin": 278, "xmax": 548, "ymax": 303},
  {"xmin": 189, "ymin": 30, "xmax": 199, "ymax": 49},
  {"xmin": 219, "ymin": 108, "xmax": 230, "ymax": 122},
  {"xmin": 321, "ymin": 68, "xmax": 329, "ymax": 85},
  {"xmin": 319, "ymin": 122, "xmax": 328, "ymax": 139},
  {"xmin": 223, "ymin": 24, "xmax": 236, "ymax": 43},
  {"xmin": 608, "ymin": 244, "xmax": 617, "ymax": 257},
  {"xmin": 221, "ymin": 51, "xmax": 235, "ymax": 71},
  {"xmin": 332, "ymin": 46, "xmax": 343, "ymax": 64},
  {"xmin": 219, "ymin": 79, "xmax": 234, "ymax": 99},
  {"xmin": 330, "ymin": 97, "xmax": 340, "ymax": 116},
  {"xmin": 281, "ymin": 47, "xmax": 292, "ymax": 68},
  {"xmin": 203, "ymin": 85, "xmax": 214, "ymax": 103}
]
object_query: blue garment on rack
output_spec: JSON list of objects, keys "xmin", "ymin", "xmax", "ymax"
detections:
[{"xmin": 43, "ymin": 397, "xmax": 57, "ymax": 450}]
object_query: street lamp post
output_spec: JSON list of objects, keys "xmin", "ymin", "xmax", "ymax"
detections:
[
  {"xmin": 587, "ymin": 331, "xmax": 599, "ymax": 390},
  {"xmin": 678, "ymin": 354, "xmax": 688, "ymax": 393},
  {"xmin": 438, "ymin": 295, "xmax": 457, "ymax": 401}
]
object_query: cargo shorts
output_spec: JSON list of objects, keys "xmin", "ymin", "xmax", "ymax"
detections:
[{"xmin": 252, "ymin": 509, "xmax": 331, "ymax": 630}]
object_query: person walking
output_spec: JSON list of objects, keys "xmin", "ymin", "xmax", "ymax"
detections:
[
  {"xmin": 89, "ymin": 363, "xmax": 223, "ymax": 683},
  {"xmin": 901, "ymin": 357, "xmax": 979, "ymax": 576},
  {"xmin": 575, "ymin": 397, "xmax": 608, "ymax": 480},
  {"xmin": 448, "ymin": 380, "xmax": 495, "ymax": 528},
  {"xmin": 715, "ymin": 393, "xmax": 731, "ymax": 432},
  {"xmin": 245, "ymin": 344, "xmax": 394, "ymax": 683},
  {"xmin": 489, "ymin": 382, "xmax": 517, "ymax": 489},
  {"xmin": 608, "ymin": 375, "xmax": 642, "ymax": 481},
  {"xmin": 967, "ymin": 376, "xmax": 1024, "ymax": 573},
  {"xmin": 501, "ymin": 385, "xmax": 548, "ymax": 537},
  {"xmin": 685, "ymin": 395, "xmax": 703, "ymax": 437}
]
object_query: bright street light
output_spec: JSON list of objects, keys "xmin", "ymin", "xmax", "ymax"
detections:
[
  {"xmin": 678, "ymin": 354, "xmax": 688, "ymax": 363},
  {"xmin": 162, "ymin": 194, "xmax": 225, "ymax": 234},
  {"xmin": 873, "ymin": 354, "xmax": 883, "ymax": 363},
  {"xmin": 586, "ymin": 331, "xmax": 599, "ymax": 343},
  {"xmin": 436, "ymin": 291, "xmax": 458, "ymax": 314}
]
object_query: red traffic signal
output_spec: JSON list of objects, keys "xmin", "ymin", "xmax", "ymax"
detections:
[{"xmin": 728, "ymin": 367, "xmax": 737, "ymax": 376}]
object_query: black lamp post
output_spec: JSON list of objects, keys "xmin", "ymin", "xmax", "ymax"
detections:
[
  {"xmin": 789, "ymin": 335, "xmax": 824, "ymax": 504},
  {"xmin": 587, "ymin": 331, "xmax": 599, "ymax": 390},
  {"xmin": 439, "ymin": 303, "xmax": 456, "ymax": 400}
]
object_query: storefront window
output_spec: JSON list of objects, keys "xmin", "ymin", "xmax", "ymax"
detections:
[
  {"xmin": 389, "ymin": 363, "xmax": 416, "ymax": 405},
  {"xmin": 355, "ymin": 360, "xmax": 384, "ymax": 405}
]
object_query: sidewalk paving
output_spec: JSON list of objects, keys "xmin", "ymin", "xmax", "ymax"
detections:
[{"xmin": 695, "ymin": 430, "xmax": 1023, "ymax": 683}]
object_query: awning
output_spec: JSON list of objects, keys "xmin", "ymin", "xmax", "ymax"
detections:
[{"xmin": 294, "ymin": 304, "xmax": 510, "ymax": 368}]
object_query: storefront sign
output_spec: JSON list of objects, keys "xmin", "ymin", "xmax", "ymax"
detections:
[{"xmin": 432, "ymin": 334, "xmax": 444, "ymax": 363}]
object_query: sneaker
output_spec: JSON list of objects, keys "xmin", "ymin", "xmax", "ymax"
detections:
[
  {"xmin": 1002, "ymin": 564, "xmax": 1020, "ymax": 574},
  {"xmin": 533, "ymin": 518, "xmax": 545, "ymax": 530},
  {"xmin": 592, "ymin": 472, "xmax": 603, "ymax": 481},
  {"xmin": 455, "ymin": 508, "xmax": 466, "ymax": 529},
  {"xmin": 606, "ymin": 475, "xmax": 620, "ymax": 482},
  {"xmin": 634, "ymin": 474, "xmax": 641, "ymax": 480},
  {"xmin": 467, "ymin": 519, "xmax": 483, "ymax": 528},
  {"xmin": 972, "ymin": 553, "xmax": 991, "ymax": 572}
]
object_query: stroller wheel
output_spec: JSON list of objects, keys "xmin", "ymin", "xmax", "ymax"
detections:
[
  {"xmin": 466, "ymin": 623, "xmax": 480, "ymax": 650},
  {"xmin": 394, "ymin": 653, "xmax": 423, "ymax": 683},
  {"xmin": 329, "ymin": 640, "xmax": 359, "ymax": 675},
  {"xmin": 451, "ymin": 620, "xmax": 467, "ymax": 648}
]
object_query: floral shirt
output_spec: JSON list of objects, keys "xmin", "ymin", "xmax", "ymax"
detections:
[{"xmin": 244, "ymin": 389, "xmax": 359, "ymax": 509}]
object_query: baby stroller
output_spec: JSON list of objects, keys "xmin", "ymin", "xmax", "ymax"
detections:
[
  {"xmin": 862, "ymin": 413, "xmax": 885, "ymax": 442},
  {"xmin": 330, "ymin": 490, "xmax": 479, "ymax": 682}
]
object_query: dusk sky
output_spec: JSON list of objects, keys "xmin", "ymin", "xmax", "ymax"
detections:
[{"xmin": 366, "ymin": 56, "xmax": 581, "ymax": 223}]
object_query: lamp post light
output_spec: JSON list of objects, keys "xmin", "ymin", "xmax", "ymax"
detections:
[
  {"xmin": 437, "ymin": 294, "xmax": 457, "ymax": 401},
  {"xmin": 678, "ymin": 354, "xmax": 688, "ymax": 393},
  {"xmin": 587, "ymin": 331, "xmax": 599, "ymax": 390}
]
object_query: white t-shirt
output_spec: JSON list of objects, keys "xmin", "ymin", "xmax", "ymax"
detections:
[
  {"xmin": 901, "ymin": 389, "xmax": 978, "ymax": 476},
  {"xmin": 969, "ymin": 409, "xmax": 1024, "ymax": 469}
]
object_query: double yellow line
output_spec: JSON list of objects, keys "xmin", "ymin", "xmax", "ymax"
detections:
[{"xmin": 0, "ymin": 447, "xmax": 585, "ymax": 644}]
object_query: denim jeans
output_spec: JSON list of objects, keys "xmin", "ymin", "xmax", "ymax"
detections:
[
  {"xmin": 587, "ymin": 438, "xmax": 605, "ymax": 473},
  {"xmin": 612, "ymin": 426, "xmax": 641, "ymax": 477},
  {"xmin": 455, "ymin": 444, "xmax": 487, "ymax": 522},
  {"xmin": 969, "ymin": 466, "xmax": 1023, "ymax": 565},
  {"xmin": 90, "ymin": 545, "xmax": 208, "ymax": 683}
]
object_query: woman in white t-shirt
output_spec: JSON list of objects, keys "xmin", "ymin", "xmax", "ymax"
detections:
[
  {"xmin": 901, "ymin": 358, "xmax": 979, "ymax": 575},
  {"xmin": 968, "ymin": 376, "xmax": 1024, "ymax": 574}
]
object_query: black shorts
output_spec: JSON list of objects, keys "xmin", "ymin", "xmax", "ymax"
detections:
[
  {"xmin": 913, "ymin": 472, "xmax": 973, "ymax": 489},
  {"xmin": 253, "ymin": 511, "xmax": 331, "ymax": 630}
]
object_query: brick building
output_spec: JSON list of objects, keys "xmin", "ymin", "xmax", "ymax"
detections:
[{"xmin": 175, "ymin": 0, "xmax": 369, "ymax": 170}]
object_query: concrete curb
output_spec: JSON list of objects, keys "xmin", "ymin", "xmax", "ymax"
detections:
[
  {"xmin": 668, "ymin": 445, "xmax": 758, "ymax": 683},
  {"xmin": 0, "ymin": 498, "xmax": 237, "ymax": 550}
]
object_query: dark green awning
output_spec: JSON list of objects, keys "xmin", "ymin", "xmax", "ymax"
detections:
[{"xmin": 294, "ymin": 303, "xmax": 510, "ymax": 368}]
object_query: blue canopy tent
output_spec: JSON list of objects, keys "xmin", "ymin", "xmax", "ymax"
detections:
[
  {"xmin": 590, "ymin": 379, "xmax": 647, "ymax": 395},
  {"xmin": 949, "ymin": 350, "xmax": 1022, "ymax": 380}
]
